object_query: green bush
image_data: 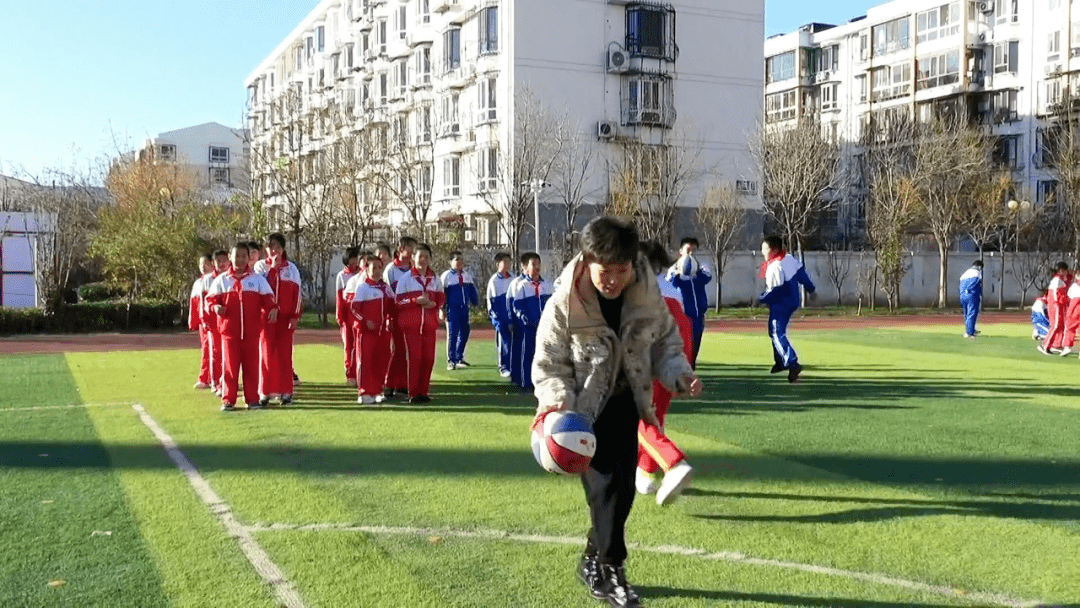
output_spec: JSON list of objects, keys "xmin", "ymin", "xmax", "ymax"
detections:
[
  {"xmin": 0, "ymin": 301, "xmax": 182, "ymax": 335},
  {"xmin": 77, "ymin": 282, "xmax": 123, "ymax": 302}
]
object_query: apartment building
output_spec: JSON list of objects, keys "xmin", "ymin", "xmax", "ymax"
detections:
[
  {"xmin": 766, "ymin": 0, "xmax": 1079, "ymax": 243},
  {"xmin": 140, "ymin": 122, "xmax": 251, "ymax": 202},
  {"xmin": 244, "ymin": 0, "xmax": 763, "ymax": 248}
]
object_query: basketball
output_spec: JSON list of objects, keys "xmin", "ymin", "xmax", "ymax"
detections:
[{"xmin": 530, "ymin": 410, "xmax": 596, "ymax": 475}]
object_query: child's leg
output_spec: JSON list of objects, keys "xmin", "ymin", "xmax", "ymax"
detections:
[
  {"xmin": 509, "ymin": 323, "xmax": 523, "ymax": 386},
  {"xmin": 769, "ymin": 307, "xmax": 797, "ymax": 367},
  {"xmin": 419, "ymin": 330, "xmax": 436, "ymax": 395},
  {"xmin": 198, "ymin": 326, "xmax": 211, "ymax": 385},
  {"xmin": 211, "ymin": 330, "xmax": 224, "ymax": 390},
  {"xmin": 637, "ymin": 383, "xmax": 685, "ymax": 474},
  {"xmin": 220, "ymin": 334, "xmax": 241, "ymax": 404},
  {"xmin": 387, "ymin": 330, "xmax": 409, "ymax": 391},
  {"xmin": 403, "ymin": 329, "xmax": 422, "ymax": 397},
  {"xmin": 582, "ymin": 391, "xmax": 639, "ymax": 565},
  {"xmin": 495, "ymin": 320, "xmax": 512, "ymax": 374},
  {"xmin": 446, "ymin": 315, "xmax": 459, "ymax": 364},
  {"xmin": 1045, "ymin": 305, "xmax": 1067, "ymax": 349},
  {"xmin": 241, "ymin": 335, "xmax": 262, "ymax": 406},
  {"xmin": 368, "ymin": 333, "xmax": 392, "ymax": 396},
  {"xmin": 690, "ymin": 314, "xmax": 705, "ymax": 367},
  {"xmin": 258, "ymin": 323, "xmax": 276, "ymax": 398},
  {"xmin": 341, "ymin": 321, "xmax": 356, "ymax": 381},
  {"xmin": 521, "ymin": 327, "xmax": 537, "ymax": 389},
  {"xmin": 279, "ymin": 326, "xmax": 295, "ymax": 395},
  {"xmin": 458, "ymin": 309, "xmax": 471, "ymax": 361}
]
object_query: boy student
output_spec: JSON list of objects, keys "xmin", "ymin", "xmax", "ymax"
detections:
[
  {"xmin": 636, "ymin": 241, "xmax": 695, "ymax": 506},
  {"xmin": 1032, "ymin": 295, "xmax": 1050, "ymax": 341},
  {"xmin": 1059, "ymin": 273, "xmax": 1080, "ymax": 357},
  {"xmin": 1039, "ymin": 262, "xmax": 1072, "ymax": 355},
  {"xmin": 532, "ymin": 217, "xmax": 701, "ymax": 608},
  {"xmin": 204, "ymin": 249, "xmax": 231, "ymax": 395},
  {"xmin": 336, "ymin": 246, "xmax": 362, "ymax": 386},
  {"xmin": 248, "ymin": 241, "xmax": 264, "ymax": 273},
  {"xmin": 383, "ymin": 236, "xmax": 419, "ymax": 398},
  {"xmin": 667, "ymin": 237, "xmax": 712, "ymax": 368},
  {"xmin": 486, "ymin": 253, "xmax": 515, "ymax": 378},
  {"xmin": 507, "ymin": 252, "xmax": 553, "ymax": 390},
  {"xmin": 189, "ymin": 255, "xmax": 215, "ymax": 390},
  {"xmin": 759, "ymin": 235, "xmax": 816, "ymax": 384},
  {"xmin": 375, "ymin": 242, "xmax": 393, "ymax": 270},
  {"xmin": 351, "ymin": 252, "xmax": 396, "ymax": 403},
  {"xmin": 206, "ymin": 243, "xmax": 276, "ymax": 411},
  {"xmin": 440, "ymin": 251, "xmax": 479, "ymax": 370},
  {"xmin": 394, "ymin": 243, "xmax": 445, "ymax": 404},
  {"xmin": 257, "ymin": 233, "xmax": 303, "ymax": 407},
  {"xmin": 958, "ymin": 260, "xmax": 984, "ymax": 339}
]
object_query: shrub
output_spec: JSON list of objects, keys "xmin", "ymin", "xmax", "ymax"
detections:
[
  {"xmin": 77, "ymin": 282, "xmax": 123, "ymax": 302},
  {"xmin": 0, "ymin": 301, "xmax": 182, "ymax": 335}
]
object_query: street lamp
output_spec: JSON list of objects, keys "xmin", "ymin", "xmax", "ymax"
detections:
[{"xmin": 527, "ymin": 179, "xmax": 549, "ymax": 253}]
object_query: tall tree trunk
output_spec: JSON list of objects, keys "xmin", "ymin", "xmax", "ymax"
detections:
[{"xmin": 936, "ymin": 239, "xmax": 949, "ymax": 308}]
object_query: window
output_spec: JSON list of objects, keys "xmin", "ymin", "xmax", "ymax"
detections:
[
  {"xmin": 394, "ymin": 60, "xmax": 408, "ymax": 98},
  {"xmin": 415, "ymin": 47, "xmax": 431, "ymax": 85},
  {"xmin": 415, "ymin": 106, "xmax": 432, "ymax": 144},
  {"xmin": 209, "ymin": 146, "xmax": 229, "ymax": 163},
  {"xmin": 477, "ymin": 76, "xmax": 497, "ymax": 123},
  {"xmin": 478, "ymin": 147, "xmax": 498, "ymax": 191},
  {"xmin": 444, "ymin": 28, "xmax": 461, "ymax": 71},
  {"xmin": 396, "ymin": 6, "xmax": 407, "ymax": 40},
  {"xmin": 989, "ymin": 89, "xmax": 1019, "ymax": 122},
  {"xmin": 871, "ymin": 62, "xmax": 911, "ymax": 100},
  {"xmin": 626, "ymin": 4, "xmax": 676, "ymax": 60},
  {"xmin": 158, "ymin": 144, "xmax": 176, "ymax": 161},
  {"xmin": 916, "ymin": 49, "xmax": 960, "ymax": 89},
  {"xmin": 306, "ymin": 36, "xmax": 314, "ymax": 61},
  {"xmin": 317, "ymin": 25, "xmax": 325, "ymax": 52},
  {"xmin": 393, "ymin": 113, "xmax": 408, "ymax": 147},
  {"xmin": 821, "ymin": 83, "xmax": 839, "ymax": 110},
  {"xmin": 993, "ymin": 135, "xmax": 1023, "ymax": 169},
  {"xmin": 626, "ymin": 77, "xmax": 673, "ymax": 126},
  {"xmin": 379, "ymin": 72, "xmax": 388, "ymax": 105},
  {"xmin": 856, "ymin": 74, "xmax": 867, "ymax": 102},
  {"xmin": 441, "ymin": 93, "xmax": 460, "ymax": 135},
  {"xmin": 479, "ymin": 6, "xmax": 498, "ymax": 54},
  {"xmin": 766, "ymin": 51, "xmax": 795, "ymax": 84},
  {"xmin": 916, "ymin": 4, "xmax": 959, "ymax": 44},
  {"xmin": 873, "ymin": 16, "xmax": 911, "ymax": 55},
  {"xmin": 995, "ymin": 0, "xmax": 1018, "ymax": 25},
  {"xmin": 378, "ymin": 19, "xmax": 388, "ymax": 54},
  {"xmin": 766, "ymin": 90, "xmax": 797, "ymax": 122},
  {"xmin": 1038, "ymin": 179, "xmax": 1058, "ymax": 205},
  {"xmin": 443, "ymin": 156, "xmax": 460, "ymax": 197},
  {"xmin": 418, "ymin": 0, "xmax": 430, "ymax": 24},
  {"xmin": 209, "ymin": 168, "xmax": 230, "ymax": 184},
  {"xmin": 859, "ymin": 31, "xmax": 870, "ymax": 61},
  {"xmin": 993, "ymin": 40, "xmax": 1019, "ymax": 74},
  {"xmin": 810, "ymin": 45, "xmax": 839, "ymax": 75},
  {"xmin": 1049, "ymin": 31, "xmax": 1061, "ymax": 60},
  {"xmin": 418, "ymin": 164, "xmax": 432, "ymax": 197}
]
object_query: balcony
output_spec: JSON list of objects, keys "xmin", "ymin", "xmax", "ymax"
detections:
[{"xmin": 622, "ymin": 103, "xmax": 676, "ymax": 128}]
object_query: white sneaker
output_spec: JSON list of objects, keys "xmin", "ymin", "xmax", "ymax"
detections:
[
  {"xmin": 963, "ymin": 334, "xmax": 974, "ymax": 339},
  {"xmin": 360, "ymin": 395, "xmax": 376, "ymax": 404},
  {"xmin": 1061, "ymin": 347, "xmax": 1074, "ymax": 357},
  {"xmin": 347, "ymin": 378, "xmax": 358, "ymax": 387},
  {"xmin": 1038, "ymin": 345, "xmax": 1051, "ymax": 355},
  {"xmin": 374, "ymin": 394, "xmax": 385, "ymax": 404},
  {"xmin": 447, "ymin": 362, "xmax": 457, "ymax": 371},
  {"xmin": 635, "ymin": 469, "xmax": 660, "ymax": 495},
  {"xmin": 656, "ymin": 462, "xmax": 693, "ymax": 506},
  {"xmin": 499, "ymin": 369, "xmax": 511, "ymax": 378},
  {"xmin": 194, "ymin": 381, "xmax": 211, "ymax": 389}
]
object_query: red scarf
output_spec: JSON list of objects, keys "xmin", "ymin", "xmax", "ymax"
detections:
[
  {"xmin": 759, "ymin": 250, "xmax": 787, "ymax": 278},
  {"xmin": 412, "ymin": 266, "xmax": 434, "ymax": 293}
]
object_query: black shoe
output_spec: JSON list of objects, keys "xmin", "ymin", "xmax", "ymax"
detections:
[
  {"xmin": 457, "ymin": 360, "xmax": 471, "ymax": 367},
  {"xmin": 280, "ymin": 394, "xmax": 293, "ymax": 406},
  {"xmin": 220, "ymin": 403, "xmax": 236, "ymax": 412},
  {"xmin": 293, "ymin": 372, "xmax": 300, "ymax": 383},
  {"xmin": 409, "ymin": 394, "xmax": 432, "ymax": 404},
  {"xmin": 770, "ymin": 363, "xmax": 785, "ymax": 374},
  {"xmin": 578, "ymin": 554, "xmax": 605, "ymax": 599},
  {"xmin": 787, "ymin": 362, "xmax": 803, "ymax": 383},
  {"xmin": 597, "ymin": 564, "xmax": 641, "ymax": 607},
  {"xmin": 383, "ymin": 387, "xmax": 396, "ymax": 399},
  {"xmin": 251, "ymin": 397, "xmax": 269, "ymax": 410}
]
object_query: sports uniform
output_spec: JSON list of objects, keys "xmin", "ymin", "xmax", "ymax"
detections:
[
  {"xmin": 394, "ymin": 267, "xmax": 446, "ymax": 399},
  {"xmin": 507, "ymin": 274, "xmax": 553, "ymax": 390},
  {"xmin": 258, "ymin": 255, "xmax": 302, "ymax": 400},
  {"xmin": 440, "ymin": 268, "xmax": 479, "ymax": 367},
  {"xmin": 206, "ymin": 269, "xmax": 275, "ymax": 407},
  {"xmin": 335, "ymin": 266, "xmax": 360, "ymax": 382},
  {"xmin": 486, "ymin": 271, "xmax": 515, "ymax": 376},
  {"xmin": 351, "ymin": 276, "xmax": 396, "ymax": 400}
]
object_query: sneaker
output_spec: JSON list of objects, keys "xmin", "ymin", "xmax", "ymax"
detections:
[
  {"xmin": 1033, "ymin": 331, "xmax": 1042, "ymax": 340},
  {"xmin": 635, "ymin": 468, "xmax": 660, "ymax": 495},
  {"xmin": 409, "ymin": 394, "xmax": 432, "ymax": 404},
  {"xmin": 963, "ymin": 333, "xmax": 974, "ymax": 339},
  {"xmin": 1050, "ymin": 347, "xmax": 1064, "ymax": 355},
  {"xmin": 656, "ymin": 461, "xmax": 693, "ymax": 506},
  {"xmin": 769, "ymin": 363, "xmax": 785, "ymax": 374},
  {"xmin": 194, "ymin": 381, "xmax": 211, "ymax": 390},
  {"xmin": 578, "ymin": 554, "xmax": 605, "ymax": 599},
  {"xmin": 220, "ymin": 403, "xmax": 236, "ymax": 411},
  {"xmin": 383, "ymin": 387, "xmax": 396, "ymax": 399},
  {"xmin": 457, "ymin": 360, "xmax": 471, "ymax": 367},
  {"xmin": 1060, "ymin": 347, "xmax": 1074, "ymax": 356},
  {"xmin": 250, "ymin": 397, "xmax": 269, "ymax": 410},
  {"xmin": 499, "ymin": 369, "xmax": 512, "ymax": 378},
  {"xmin": 374, "ymin": 394, "xmax": 385, "ymax": 404},
  {"xmin": 447, "ymin": 362, "xmax": 457, "ymax": 371},
  {"xmin": 360, "ymin": 395, "xmax": 376, "ymax": 404},
  {"xmin": 596, "ymin": 563, "xmax": 641, "ymax": 608},
  {"xmin": 787, "ymin": 362, "xmax": 803, "ymax": 384},
  {"xmin": 347, "ymin": 378, "xmax": 358, "ymax": 387},
  {"xmin": 1037, "ymin": 345, "xmax": 1051, "ymax": 355},
  {"xmin": 280, "ymin": 394, "xmax": 293, "ymax": 406},
  {"xmin": 293, "ymin": 372, "xmax": 301, "ymax": 384}
]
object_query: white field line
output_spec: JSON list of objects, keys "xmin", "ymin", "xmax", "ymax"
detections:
[
  {"xmin": 4, "ymin": 402, "xmax": 132, "ymax": 413},
  {"xmin": 243, "ymin": 522, "xmax": 1050, "ymax": 608},
  {"xmin": 131, "ymin": 404, "xmax": 306, "ymax": 608}
]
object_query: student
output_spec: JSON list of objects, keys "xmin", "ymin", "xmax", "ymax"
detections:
[
  {"xmin": 506, "ymin": 267, "xmax": 528, "ymax": 388},
  {"xmin": 440, "ymin": 251, "xmax": 479, "ymax": 370},
  {"xmin": 759, "ymin": 235, "xmax": 816, "ymax": 383},
  {"xmin": 1059, "ymin": 274, "xmax": 1080, "ymax": 357},
  {"xmin": 394, "ymin": 243, "xmax": 445, "ymax": 404},
  {"xmin": 375, "ymin": 242, "xmax": 393, "ymax": 270},
  {"xmin": 958, "ymin": 260, "xmax": 984, "ymax": 339},
  {"xmin": 532, "ymin": 217, "xmax": 701, "ymax": 608},
  {"xmin": 257, "ymin": 233, "xmax": 303, "ymax": 407},
  {"xmin": 667, "ymin": 237, "xmax": 712, "ymax": 368},
  {"xmin": 206, "ymin": 243, "xmax": 276, "ymax": 411},
  {"xmin": 351, "ymin": 252, "xmax": 396, "ymax": 404},
  {"xmin": 336, "ymin": 246, "xmax": 362, "ymax": 386},
  {"xmin": 507, "ymin": 252, "xmax": 553, "ymax": 390},
  {"xmin": 383, "ymin": 236, "xmax": 418, "ymax": 398},
  {"xmin": 1032, "ymin": 295, "xmax": 1050, "ymax": 341},
  {"xmin": 1039, "ymin": 262, "xmax": 1072, "ymax": 355},
  {"xmin": 189, "ymin": 255, "xmax": 215, "ymax": 390},
  {"xmin": 248, "ymin": 240, "xmax": 264, "ymax": 273},
  {"xmin": 486, "ymin": 253, "xmax": 515, "ymax": 378},
  {"xmin": 204, "ymin": 249, "xmax": 231, "ymax": 395},
  {"xmin": 636, "ymin": 241, "xmax": 695, "ymax": 506}
]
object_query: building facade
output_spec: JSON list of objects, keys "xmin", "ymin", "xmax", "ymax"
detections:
[
  {"xmin": 244, "ymin": 0, "xmax": 763, "ymax": 249},
  {"xmin": 140, "ymin": 122, "xmax": 251, "ymax": 203},
  {"xmin": 766, "ymin": 0, "xmax": 1080, "ymax": 243}
]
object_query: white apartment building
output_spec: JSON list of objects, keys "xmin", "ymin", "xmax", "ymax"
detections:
[
  {"xmin": 141, "ymin": 122, "xmax": 251, "ymax": 202},
  {"xmin": 766, "ymin": 0, "xmax": 1080, "ymax": 243},
  {"xmin": 244, "ymin": 0, "xmax": 763, "ymax": 249}
]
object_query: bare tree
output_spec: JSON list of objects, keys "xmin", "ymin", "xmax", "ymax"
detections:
[
  {"xmin": 547, "ymin": 125, "xmax": 599, "ymax": 268},
  {"xmin": 854, "ymin": 251, "xmax": 878, "ymax": 314},
  {"xmin": 822, "ymin": 242, "xmax": 853, "ymax": 307},
  {"xmin": 1039, "ymin": 85, "xmax": 1080, "ymax": 260},
  {"xmin": 607, "ymin": 136, "xmax": 702, "ymax": 248},
  {"xmin": 369, "ymin": 105, "xmax": 437, "ymax": 241},
  {"xmin": 694, "ymin": 182, "xmax": 745, "ymax": 310}
]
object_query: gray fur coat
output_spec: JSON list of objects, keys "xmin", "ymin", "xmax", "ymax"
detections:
[{"xmin": 531, "ymin": 252, "xmax": 693, "ymax": 426}]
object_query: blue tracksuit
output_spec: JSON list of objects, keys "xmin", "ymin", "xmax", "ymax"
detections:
[
  {"xmin": 1032, "ymin": 299, "xmax": 1050, "ymax": 339},
  {"xmin": 507, "ymin": 274, "xmax": 553, "ymax": 389},
  {"xmin": 487, "ymin": 271, "xmax": 515, "ymax": 375},
  {"xmin": 958, "ymin": 266, "xmax": 983, "ymax": 337},
  {"xmin": 759, "ymin": 254, "xmax": 816, "ymax": 369},
  {"xmin": 441, "ymin": 269, "xmax": 479, "ymax": 364},
  {"xmin": 668, "ymin": 256, "xmax": 712, "ymax": 366}
]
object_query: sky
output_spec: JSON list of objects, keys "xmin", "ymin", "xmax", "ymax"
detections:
[{"xmin": 0, "ymin": 0, "xmax": 875, "ymax": 180}]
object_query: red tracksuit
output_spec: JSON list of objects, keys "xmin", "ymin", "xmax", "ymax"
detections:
[
  {"xmin": 206, "ymin": 269, "xmax": 275, "ymax": 406},
  {"xmin": 351, "ymin": 278, "xmax": 395, "ymax": 398},
  {"xmin": 395, "ymin": 267, "xmax": 445, "ymax": 398},
  {"xmin": 189, "ymin": 272, "xmax": 214, "ymax": 386},
  {"xmin": 1043, "ymin": 272, "xmax": 1072, "ymax": 350},
  {"xmin": 638, "ymin": 278, "xmax": 694, "ymax": 475},
  {"xmin": 259, "ymin": 256, "xmax": 303, "ymax": 398},
  {"xmin": 384, "ymin": 260, "xmax": 414, "ymax": 391},
  {"xmin": 1062, "ymin": 280, "xmax": 1080, "ymax": 349},
  {"xmin": 202, "ymin": 271, "xmax": 225, "ymax": 391},
  {"xmin": 336, "ymin": 267, "xmax": 360, "ymax": 381}
]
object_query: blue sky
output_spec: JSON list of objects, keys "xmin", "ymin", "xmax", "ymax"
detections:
[{"xmin": 0, "ymin": 0, "xmax": 874, "ymax": 179}]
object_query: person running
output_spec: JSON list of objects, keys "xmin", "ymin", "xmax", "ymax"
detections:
[
  {"xmin": 759, "ymin": 235, "xmax": 816, "ymax": 383},
  {"xmin": 667, "ymin": 237, "xmax": 712, "ymax": 368}
]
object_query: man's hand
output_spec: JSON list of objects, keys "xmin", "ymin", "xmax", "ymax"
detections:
[
  {"xmin": 268, "ymin": 308, "xmax": 279, "ymax": 324},
  {"xmin": 678, "ymin": 374, "xmax": 703, "ymax": 398},
  {"xmin": 416, "ymin": 295, "xmax": 431, "ymax": 307}
]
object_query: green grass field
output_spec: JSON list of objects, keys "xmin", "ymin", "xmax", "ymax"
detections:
[{"xmin": 1, "ymin": 322, "xmax": 1078, "ymax": 607}]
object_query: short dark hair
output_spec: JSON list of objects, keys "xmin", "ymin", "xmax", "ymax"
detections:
[
  {"xmin": 972, "ymin": 260, "xmax": 984, "ymax": 268},
  {"xmin": 248, "ymin": 240, "xmax": 262, "ymax": 251},
  {"xmin": 342, "ymin": 246, "xmax": 361, "ymax": 266},
  {"xmin": 232, "ymin": 242, "xmax": 250, "ymax": 254},
  {"xmin": 415, "ymin": 242, "xmax": 432, "ymax": 257},
  {"xmin": 680, "ymin": 237, "xmax": 699, "ymax": 248},
  {"xmin": 212, "ymin": 249, "xmax": 228, "ymax": 259},
  {"xmin": 639, "ymin": 240, "xmax": 672, "ymax": 275},
  {"xmin": 580, "ymin": 216, "xmax": 639, "ymax": 263},
  {"xmin": 763, "ymin": 235, "xmax": 784, "ymax": 252},
  {"xmin": 358, "ymin": 251, "xmax": 375, "ymax": 265},
  {"xmin": 520, "ymin": 252, "xmax": 541, "ymax": 266},
  {"xmin": 449, "ymin": 250, "xmax": 463, "ymax": 261},
  {"xmin": 375, "ymin": 242, "xmax": 392, "ymax": 257},
  {"xmin": 267, "ymin": 233, "xmax": 286, "ymax": 249},
  {"xmin": 1056, "ymin": 261, "xmax": 1070, "ymax": 272},
  {"xmin": 494, "ymin": 252, "xmax": 511, "ymax": 264},
  {"xmin": 397, "ymin": 236, "xmax": 418, "ymax": 253}
]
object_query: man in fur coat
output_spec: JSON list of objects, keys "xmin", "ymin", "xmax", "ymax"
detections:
[{"xmin": 532, "ymin": 217, "xmax": 702, "ymax": 608}]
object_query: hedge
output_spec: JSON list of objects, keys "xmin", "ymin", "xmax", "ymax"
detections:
[{"xmin": 0, "ymin": 301, "xmax": 182, "ymax": 335}]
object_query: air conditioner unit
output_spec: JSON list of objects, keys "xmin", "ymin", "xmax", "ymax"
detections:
[
  {"xmin": 979, "ymin": 1, "xmax": 994, "ymax": 13},
  {"xmin": 735, "ymin": 180, "xmax": 757, "ymax": 194},
  {"xmin": 1046, "ymin": 63, "xmax": 1063, "ymax": 75},
  {"xmin": 597, "ymin": 121, "xmax": 617, "ymax": 139},
  {"xmin": 607, "ymin": 48, "xmax": 629, "ymax": 73}
]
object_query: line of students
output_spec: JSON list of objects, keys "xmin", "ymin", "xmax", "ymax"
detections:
[{"xmin": 1036, "ymin": 261, "xmax": 1080, "ymax": 357}]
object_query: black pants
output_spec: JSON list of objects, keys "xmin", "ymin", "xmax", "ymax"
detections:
[{"xmin": 581, "ymin": 389, "xmax": 640, "ymax": 565}]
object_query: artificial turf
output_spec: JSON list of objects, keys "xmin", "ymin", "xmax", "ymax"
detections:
[{"xmin": 1, "ymin": 322, "xmax": 1077, "ymax": 607}]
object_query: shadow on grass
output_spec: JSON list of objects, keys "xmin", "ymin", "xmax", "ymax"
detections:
[
  {"xmin": 290, "ymin": 380, "xmax": 535, "ymax": 414},
  {"xmin": 636, "ymin": 587, "xmax": 972, "ymax": 607}
]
